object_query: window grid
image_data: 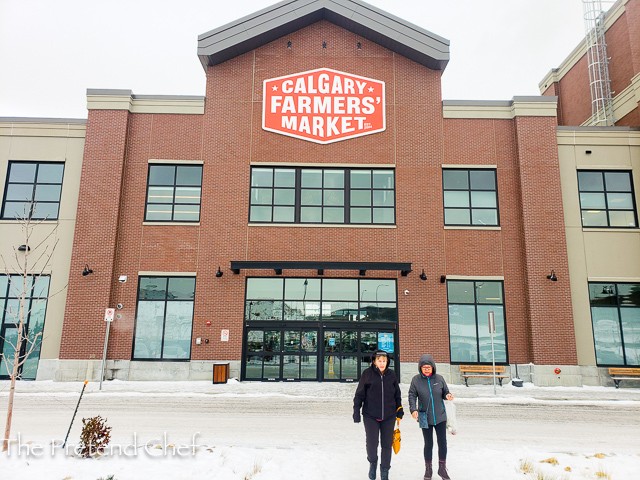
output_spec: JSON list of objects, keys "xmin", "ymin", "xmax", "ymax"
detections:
[
  {"xmin": 144, "ymin": 165, "xmax": 203, "ymax": 222},
  {"xmin": 132, "ymin": 276, "xmax": 196, "ymax": 361},
  {"xmin": 442, "ymin": 168, "xmax": 499, "ymax": 226},
  {"xmin": 588, "ymin": 282, "xmax": 640, "ymax": 366},
  {"xmin": 249, "ymin": 167, "xmax": 396, "ymax": 225},
  {"xmin": 447, "ymin": 280, "xmax": 508, "ymax": 364},
  {"xmin": 244, "ymin": 277, "xmax": 398, "ymax": 323},
  {"xmin": 1, "ymin": 162, "xmax": 65, "ymax": 220},
  {"xmin": 578, "ymin": 170, "xmax": 637, "ymax": 228}
]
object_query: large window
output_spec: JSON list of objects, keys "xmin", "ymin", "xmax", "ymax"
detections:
[
  {"xmin": 0, "ymin": 275, "xmax": 50, "ymax": 380},
  {"xmin": 132, "ymin": 276, "xmax": 196, "ymax": 360},
  {"xmin": 447, "ymin": 280, "xmax": 507, "ymax": 363},
  {"xmin": 249, "ymin": 167, "xmax": 395, "ymax": 224},
  {"xmin": 589, "ymin": 283, "xmax": 640, "ymax": 366},
  {"xmin": 443, "ymin": 169, "xmax": 499, "ymax": 226},
  {"xmin": 245, "ymin": 278, "xmax": 397, "ymax": 322},
  {"xmin": 144, "ymin": 165, "xmax": 202, "ymax": 222},
  {"xmin": 578, "ymin": 171, "xmax": 637, "ymax": 228},
  {"xmin": 1, "ymin": 162, "xmax": 64, "ymax": 220}
]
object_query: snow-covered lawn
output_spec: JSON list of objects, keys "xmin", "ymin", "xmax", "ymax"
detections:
[{"xmin": 1, "ymin": 380, "xmax": 639, "ymax": 479}]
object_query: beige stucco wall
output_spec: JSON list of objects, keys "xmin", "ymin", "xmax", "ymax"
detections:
[
  {"xmin": 558, "ymin": 127, "xmax": 640, "ymax": 365},
  {"xmin": 0, "ymin": 119, "xmax": 85, "ymax": 364}
]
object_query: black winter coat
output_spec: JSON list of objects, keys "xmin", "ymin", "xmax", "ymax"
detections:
[{"xmin": 353, "ymin": 365, "xmax": 402, "ymax": 421}]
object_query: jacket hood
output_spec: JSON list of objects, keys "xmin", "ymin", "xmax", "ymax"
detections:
[{"xmin": 418, "ymin": 354, "xmax": 436, "ymax": 375}]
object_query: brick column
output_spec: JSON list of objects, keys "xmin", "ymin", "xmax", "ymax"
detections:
[
  {"xmin": 513, "ymin": 114, "xmax": 577, "ymax": 365},
  {"xmin": 60, "ymin": 108, "xmax": 130, "ymax": 359}
]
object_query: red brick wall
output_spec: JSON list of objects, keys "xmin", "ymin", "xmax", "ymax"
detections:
[
  {"xmin": 513, "ymin": 116, "xmax": 576, "ymax": 364},
  {"xmin": 60, "ymin": 109, "xmax": 130, "ymax": 359},
  {"xmin": 61, "ymin": 20, "xmax": 575, "ymax": 367}
]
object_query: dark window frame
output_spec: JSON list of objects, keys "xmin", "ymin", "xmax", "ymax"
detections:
[
  {"xmin": 131, "ymin": 275, "xmax": 196, "ymax": 361},
  {"xmin": 243, "ymin": 277, "xmax": 398, "ymax": 323},
  {"xmin": 248, "ymin": 167, "xmax": 396, "ymax": 225},
  {"xmin": 144, "ymin": 164, "xmax": 203, "ymax": 223},
  {"xmin": 588, "ymin": 282, "xmax": 640, "ymax": 367},
  {"xmin": 1, "ymin": 161, "xmax": 65, "ymax": 220},
  {"xmin": 442, "ymin": 168, "xmax": 500, "ymax": 227},
  {"xmin": 0, "ymin": 274, "xmax": 50, "ymax": 380},
  {"xmin": 446, "ymin": 279, "xmax": 509, "ymax": 365},
  {"xmin": 577, "ymin": 170, "xmax": 638, "ymax": 229}
]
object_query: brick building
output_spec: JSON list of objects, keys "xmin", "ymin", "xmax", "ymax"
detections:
[{"xmin": 1, "ymin": 0, "xmax": 638, "ymax": 386}]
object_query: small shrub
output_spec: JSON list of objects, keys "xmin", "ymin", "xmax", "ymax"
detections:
[
  {"xmin": 539, "ymin": 457, "xmax": 559, "ymax": 466},
  {"xmin": 518, "ymin": 459, "xmax": 535, "ymax": 474},
  {"xmin": 79, "ymin": 416, "xmax": 112, "ymax": 458}
]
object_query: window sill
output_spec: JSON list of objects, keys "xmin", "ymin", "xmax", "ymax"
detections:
[
  {"xmin": 582, "ymin": 227, "xmax": 640, "ymax": 233},
  {"xmin": 248, "ymin": 223, "xmax": 396, "ymax": 229},
  {"xmin": 143, "ymin": 222, "xmax": 200, "ymax": 226},
  {"xmin": 444, "ymin": 225, "xmax": 501, "ymax": 231},
  {"xmin": 0, "ymin": 219, "xmax": 59, "ymax": 224}
]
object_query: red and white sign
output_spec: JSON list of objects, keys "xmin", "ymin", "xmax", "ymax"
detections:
[
  {"xmin": 104, "ymin": 308, "xmax": 115, "ymax": 322},
  {"xmin": 221, "ymin": 329, "xmax": 229, "ymax": 342},
  {"xmin": 263, "ymin": 68, "xmax": 385, "ymax": 144}
]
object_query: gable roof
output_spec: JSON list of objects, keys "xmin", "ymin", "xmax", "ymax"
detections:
[{"xmin": 197, "ymin": 0, "xmax": 449, "ymax": 71}]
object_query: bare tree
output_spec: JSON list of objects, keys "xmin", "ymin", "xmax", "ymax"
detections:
[{"xmin": 1, "ymin": 202, "xmax": 64, "ymax": 452}]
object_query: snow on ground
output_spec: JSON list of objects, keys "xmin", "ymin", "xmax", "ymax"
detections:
[{"xmin": 1, "ymin": 379, "xmax": 639, "ymax": 480}]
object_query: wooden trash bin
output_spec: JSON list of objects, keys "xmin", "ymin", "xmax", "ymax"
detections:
[{"xmin": 213, "ymin": 362, "xmax": 229, "ymax": 384}]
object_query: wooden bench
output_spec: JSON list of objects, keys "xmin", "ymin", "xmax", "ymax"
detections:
[
  {"xmin": 608, "ymin": 368, "xmax": 640, "ymax": 388},
  {"xmin": 459, "ymin": 365, "xmax": 509, "ymax": 387}
]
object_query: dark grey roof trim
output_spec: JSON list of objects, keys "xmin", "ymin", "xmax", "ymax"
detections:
[
  {"xmin": 87, "ymin": 89, "xmax": 133, "ymax": 96},
  {"xmin": 133, "ymin": 94, "xmax": 205, "ymax": 101},
  {"xmin": 198, "ymin": 0, "xmax": 449, "ymax": 71},
  {"xmin": 0, "ymin": 117, "xmax": 87, "ymax": 124},
  {"xmin": 443, "ymin": 96, "xmax": 558, "ymax": 107},
  {"xmin": 87, "ymin": 89, "xmax": 204, "ymax": 101}
]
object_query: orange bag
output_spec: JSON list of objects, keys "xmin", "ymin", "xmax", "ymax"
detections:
[{"xmin": 392, "ymin": 418, "xmax": 401, "ymax": 454}]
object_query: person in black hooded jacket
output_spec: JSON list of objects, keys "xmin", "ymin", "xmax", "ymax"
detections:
[
  {"xmin": 353, "ymin": 350, "xmax": 404, "ymax": 480},
  {"xmin": 408, "ymin": 354, "xmax": 454, "ymax": 480}
]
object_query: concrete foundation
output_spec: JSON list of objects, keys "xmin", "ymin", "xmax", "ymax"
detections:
[{"xmin": 33, "ymin": 360, "xmax": 638, "ymax": 388}]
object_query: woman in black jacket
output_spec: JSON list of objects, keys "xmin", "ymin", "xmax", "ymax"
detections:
[
  {"xmin": 353, "ymin": 350, "xmax": 404, "ymax": 480},
  {"xmin": 408, "ymin": 354, "xmax": 454, "ymax": 480}
]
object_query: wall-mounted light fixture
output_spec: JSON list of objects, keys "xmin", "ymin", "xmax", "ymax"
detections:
[
  {"xmin": 82, "ymin": 264, "xmax": 93, "ymax": 276},
  {"xmin": 17, "ymin": 245, "xmax": 30, "ymax": 252},
  {"xmin": 547, "ymin": 270, "xmax": 558, "ymax": 281},
  {"xmin": 419, "ymin": 269, "xmax": 427, "ymax": 281},
  {"xmin": 440, "ymin": 275, "xmax": 446, "ymax": 284},
  {"xmin": 357, "ymin": 42, "xmax": 361, "ymax": 50},
  {"xmin": 359, "ymin": 269, "xmax": 366, "ymax": 276},
  {"xmin": 287, "ymin": 41, "xmax": 292, "ymax": 49},
  {"xmin": 215, "ymin": 267, "xmax": 223, "ymax": 278},
  {"xmin": 322, "ymin": 41, "xmax": 327, "ymax": 49},
  {"xmin": 274, "ymin": 268, "xmax": 283, "ymax": 275}
]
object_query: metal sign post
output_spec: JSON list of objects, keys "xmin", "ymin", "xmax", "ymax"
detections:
[
  {"xmin": 100, "ymin": 308, "xmax": 115, "ymax": 391},
  {"xmin": 488, "ymin": 311, "xmax": 496, "ymax": 396}
]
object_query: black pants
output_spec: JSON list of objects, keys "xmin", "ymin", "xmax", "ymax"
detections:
[
  {"xmin": 363, "ymin": 415, "xmax": 395, "ymax": 470},
  {"xmin": 422, "ymin": 421, "xmax": 447, "ymax": 462}
]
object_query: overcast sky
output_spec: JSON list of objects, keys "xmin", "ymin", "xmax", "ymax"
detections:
[{"xmin": 0, "ymin": 0, "xmax": 602, "ymax": 119}]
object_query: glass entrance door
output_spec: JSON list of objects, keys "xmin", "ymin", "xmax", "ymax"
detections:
[
  {"xmin": 243, "ymin": 326, "xmax": 396, "ymax": 381},
  {"xmin": 323, "ymin": 328, "xmax": 396, "ymax": 381},
  {"xmin": 244, "ymin": 328, "xmax": 319, "ymax": 381}
]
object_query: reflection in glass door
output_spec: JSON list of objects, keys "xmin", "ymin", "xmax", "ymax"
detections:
[
  {"xmin": 323, "ymin": 329, "xmax": 395, "ymax": 382},
  {"xmin": 244, "ymin": 328, "xmax": 318, "ymax": 381}
]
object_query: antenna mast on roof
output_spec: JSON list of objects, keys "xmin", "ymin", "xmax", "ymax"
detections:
[{"xmin": 582, "ymin": 0, "xmax": 615, "ymax": 126}]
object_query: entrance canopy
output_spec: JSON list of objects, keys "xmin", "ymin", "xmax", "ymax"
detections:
[
  {"xmin": 197, "ymin": 0, "xmax": 450, "ymax": 71},
  {"xmin": 230, "ymin": 260, "xmax": 412, "ymax": 276}
]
